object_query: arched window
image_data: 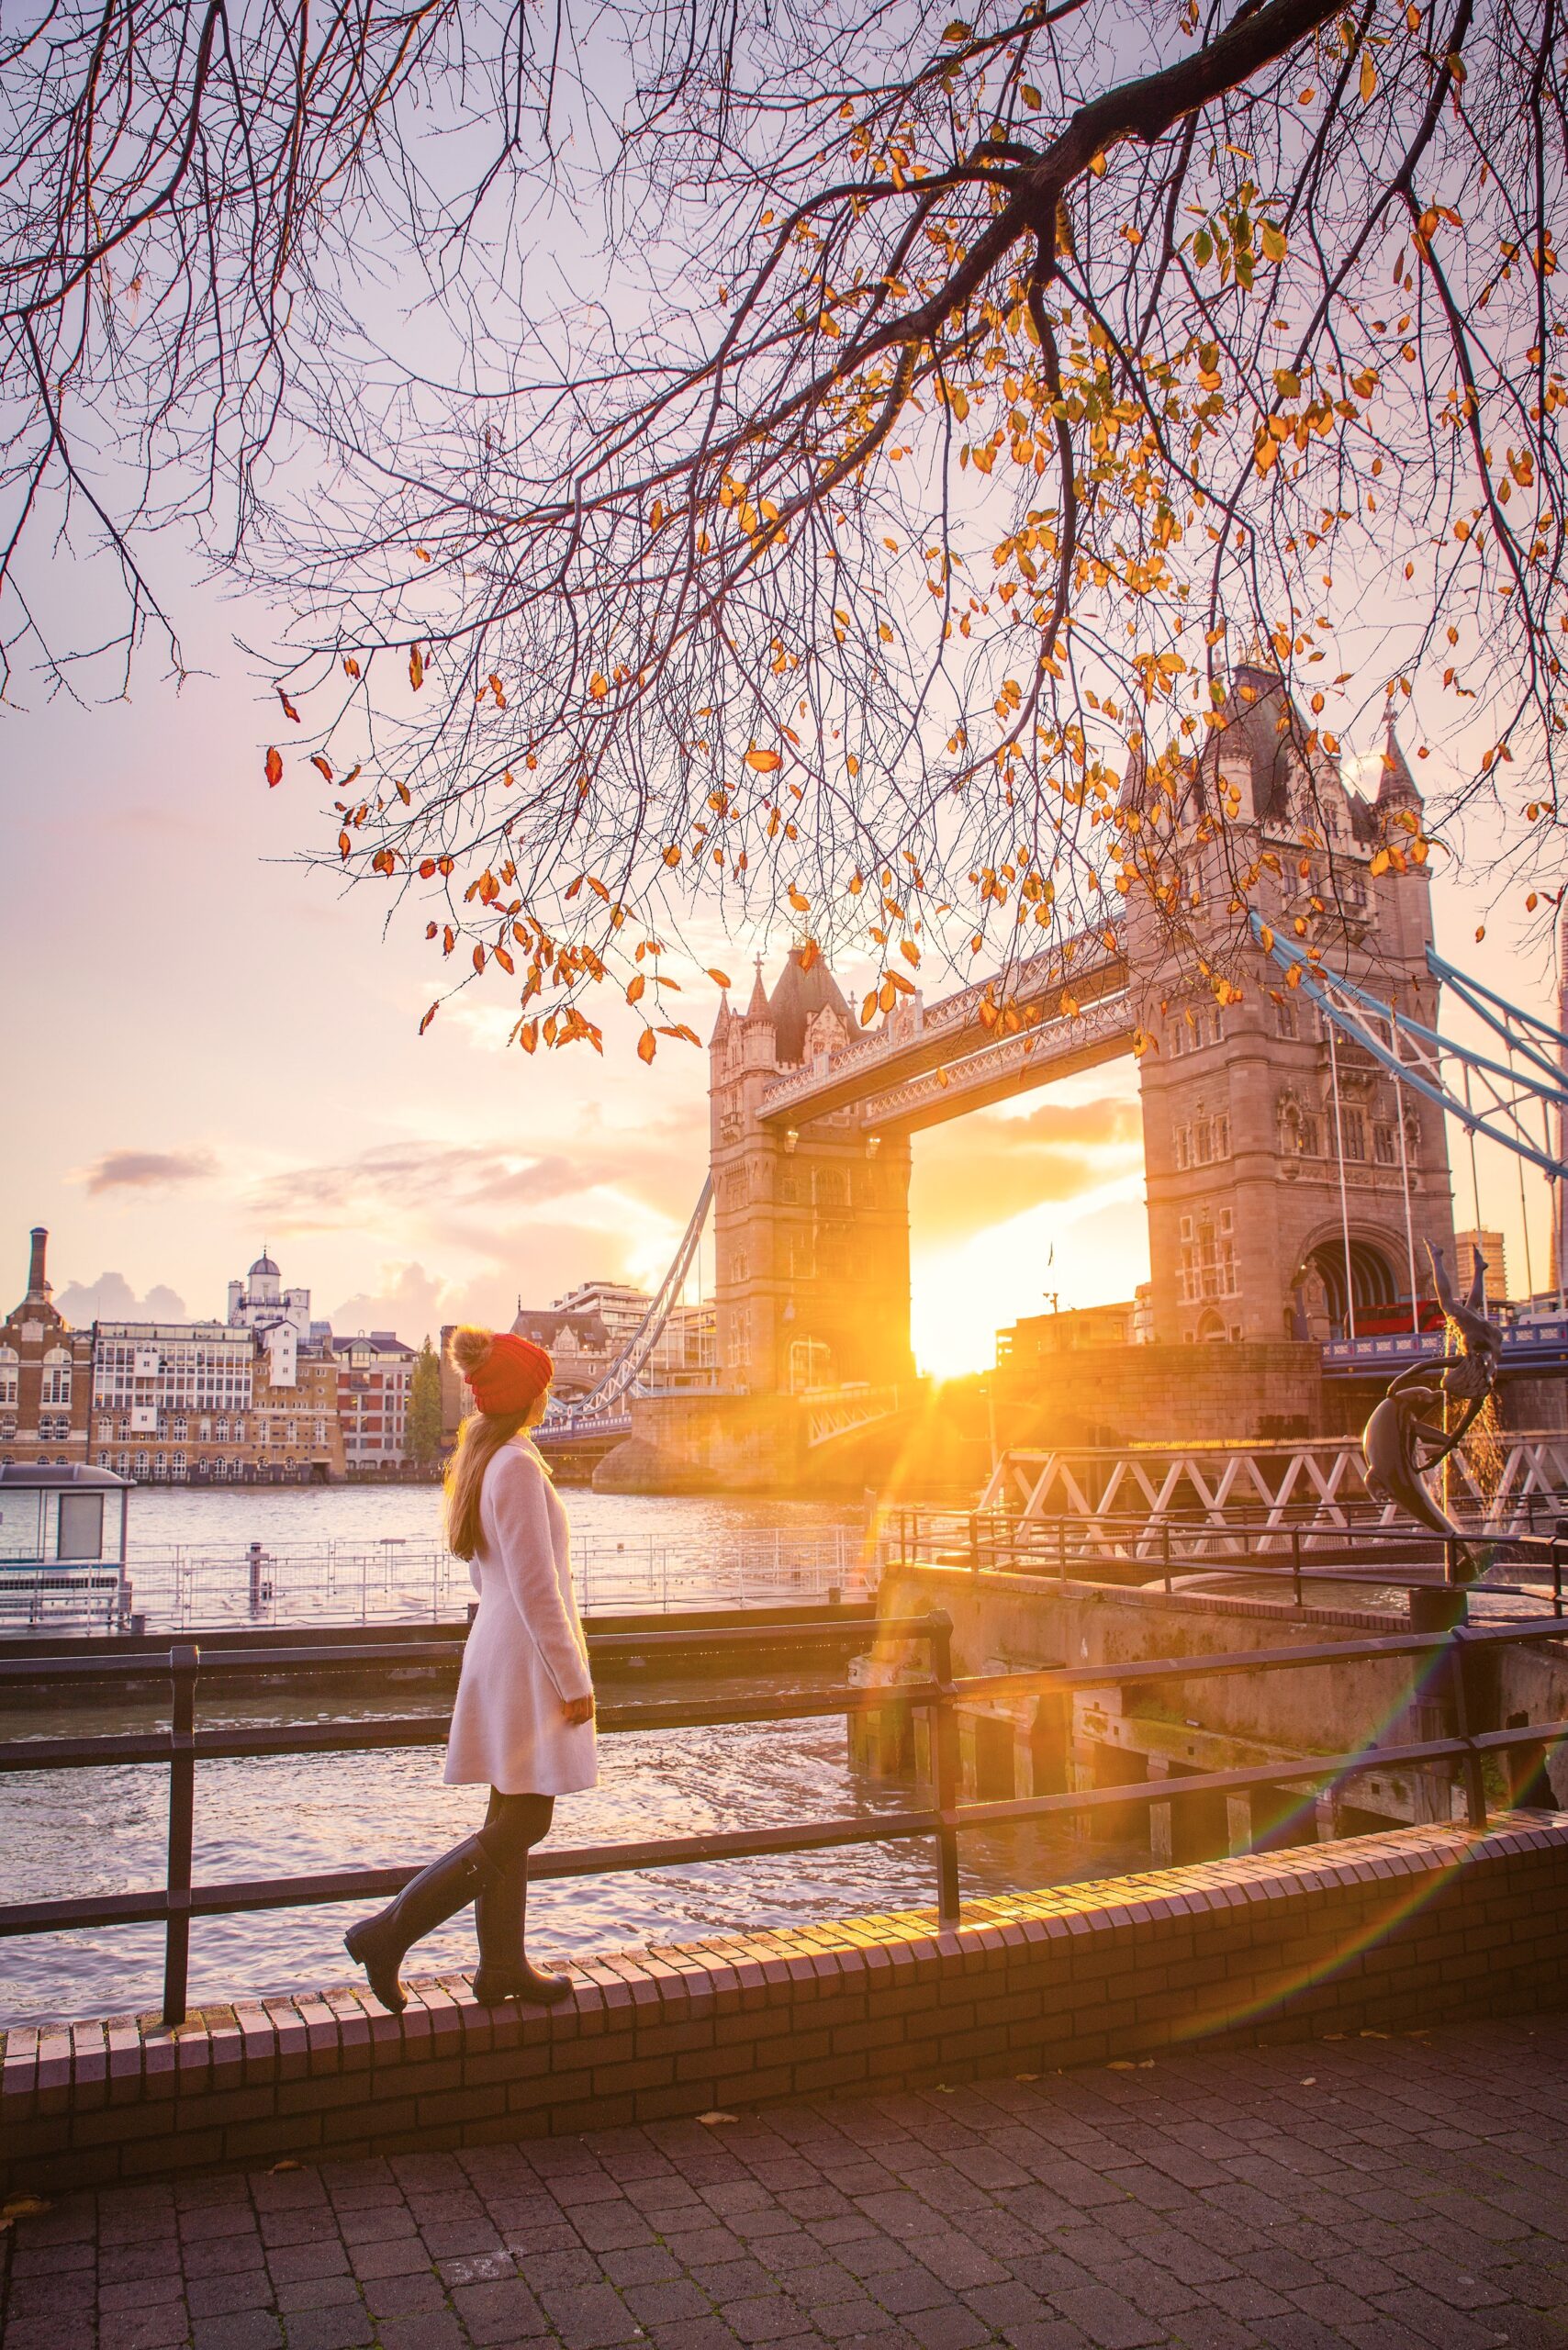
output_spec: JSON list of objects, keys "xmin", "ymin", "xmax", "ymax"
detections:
[
  {"xmin": 0, "ymin": 1348, "xmax": 17, "ymax": 1408},
  {"xmin": 39, "ymin": 1348, "xmax": 73, "ymax": 1408}
]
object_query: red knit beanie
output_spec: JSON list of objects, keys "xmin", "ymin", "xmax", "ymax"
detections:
[{"xmin": 464, "ymin": 1332, "xmax": 554, "ymax": 1416}]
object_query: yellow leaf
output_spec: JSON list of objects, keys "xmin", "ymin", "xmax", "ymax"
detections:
[
  {"xmin": 409, "ymin": 643, "xmax": 424, "ymax": 691},
  {"xmin": 1360, "ymin": 50, "xmax": 1377, "ymax": 101},
  {"xmin": 941, "ymin": 18, "xmax": 972, "ymax": 39}
]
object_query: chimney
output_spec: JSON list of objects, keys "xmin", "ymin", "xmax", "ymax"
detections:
[{"xmin": 26, "ymin": 1226, "xmax": 50, "ymax": 1303}]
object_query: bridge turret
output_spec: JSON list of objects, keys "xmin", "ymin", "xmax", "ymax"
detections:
[
  {"xmin": 709, "ymin": 947, "xmax": 913, "ymax": 1396},
  {"xmin": 1131, "ymin": 655, "xmax": 1454, "ymax": 1346}
]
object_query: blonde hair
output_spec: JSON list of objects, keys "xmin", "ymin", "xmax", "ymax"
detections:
[{"xmin": 443, "ymin": 1326, "xmax": 545, "ymax": 1561}]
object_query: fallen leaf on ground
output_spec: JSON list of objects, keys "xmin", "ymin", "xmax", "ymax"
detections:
[
  {"xmin": 696, "ymin": 2112, "xmax": 738, "ymax": 2126},
  {"xmin": 0, "ymin": 2196, "xmax": 50, "ymax": 2228}
]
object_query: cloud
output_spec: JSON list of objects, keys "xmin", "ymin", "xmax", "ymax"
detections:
[
  {"xmin": 325, "ymin": 1220, "xmax": 644, "ymax": 1342},
  {"xmin": 912, "ymin": 1089, "xmax": 1143, "ymax": 1238},
  {"xmin": 78, "ymin": 1147, "xmax": 218, "ymax": 1196},
  {"xmin": 249, "ymin": 1142, "xmax": 605, "ymax": 1231},
  {"xmin": 54, "ymin": 1271, "xmax": 190, "ymax": 1325}
]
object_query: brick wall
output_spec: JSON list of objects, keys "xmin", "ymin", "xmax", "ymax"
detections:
[{"xmin": 4, "ymin": 1817, "xmax": 1565, "ymax": 2198}]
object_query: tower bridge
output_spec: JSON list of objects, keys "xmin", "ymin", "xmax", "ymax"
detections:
[
  {"xmin": 551, "ymin": 655, "xmax": 1568, "ymax": 1479},
  {"xmin": 708, "ymin": 657, "xmax": 1456, "ymax": 1400}
]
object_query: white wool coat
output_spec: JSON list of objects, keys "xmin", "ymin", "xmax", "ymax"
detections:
[{"xmin": 443, "ymin": 1437, "xmax": 598, "ymax": 1796}]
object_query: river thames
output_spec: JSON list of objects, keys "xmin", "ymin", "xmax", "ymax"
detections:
[{"xmin": 1, "ymin": 1485, "xmax": 1145, "ymax": 2028}]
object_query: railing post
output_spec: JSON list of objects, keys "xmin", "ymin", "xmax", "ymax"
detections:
[
  {"xmin": 1161, "ymin": 1522, "xmax": 1171, "ymax": 1596},
  {"xmin": 968, "ymin": 1513, "xmax": 980, "ymax": 1579},
  {"xmin": 927, "ymin": 1614, "xmax": 961, "ymax": 1928},
  {"xmin": 1448, "ymin": 1628, "xmax": 1488, "ymax": 1833},
  {"xmin": 163, "ymin": 1644, "xmax": 200, "ymax": 2029},
  {"xmin": 1291, "ymin": 1526, "xmax": 1303, "ymax": 1610},
  {"xmin": 1058, "ymin": 1516, "xmax": 1067, "ymax": 1583},
  {"xmin": 1554, "ymin": 1522, "xmax": 1565, "ymax": 1621}
]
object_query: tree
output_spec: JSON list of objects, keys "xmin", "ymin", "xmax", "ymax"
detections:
[
  {"xmin": 3, "ymin": 1, "xmax": 1564, "ymax": 1040},
  {"xmin": 407, "ymin": 1334, "xmax": 445, "ymax": 1471}
]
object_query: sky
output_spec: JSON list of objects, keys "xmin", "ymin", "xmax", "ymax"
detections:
[{"xmin": 3, "ymin": 544, "xmax": 1562, "ymax": 1379}]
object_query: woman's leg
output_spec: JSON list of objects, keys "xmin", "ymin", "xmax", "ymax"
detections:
[
  {"xmin": 472, "ymin": 1791, "xmax": 570, "ymax": 2006},
  {"xmin": 343, "ymin": 1825, "xmax": 501, "ymax": 2016}
]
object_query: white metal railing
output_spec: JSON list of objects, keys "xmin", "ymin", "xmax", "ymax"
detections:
[{"xmin": 12, "ymin": 1528, "xmax": 877, "ymax": 1635}]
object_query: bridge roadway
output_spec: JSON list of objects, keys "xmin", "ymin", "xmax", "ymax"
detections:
[
  {"xmin": 6, "ymin": 2013, "xmax": 1563, "ymax": 2349},
  {"xmin": 756, "ymin": 925, "xmax": 1132, "ymax": 1134}
]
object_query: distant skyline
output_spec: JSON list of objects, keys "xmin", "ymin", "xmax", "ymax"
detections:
[{"xmin": 5, "ymin": 560, "xmax": 1562, "ymax": 1377}]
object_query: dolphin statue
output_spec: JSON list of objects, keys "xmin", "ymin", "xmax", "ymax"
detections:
[{"xmin": 1361, "ymin": 1243, "xmax": 1502, "ymax": 1542}]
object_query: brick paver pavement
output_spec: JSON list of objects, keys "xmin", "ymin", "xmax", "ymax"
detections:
[{"xmin": 4, "ymin": 2014, "xmax": 1565, "ymax": 2350}]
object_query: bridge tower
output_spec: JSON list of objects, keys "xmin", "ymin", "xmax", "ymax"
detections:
[
  {"xmin": 1127, "ymin": 662, "xmax": 1456, "ymax": 1343},
  {"xmin": 709, "ymin": 950, "xmax": 914, "ymax": 1393}
]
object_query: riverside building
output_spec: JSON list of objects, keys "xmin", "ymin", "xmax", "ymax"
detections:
[
  {"xmin": 330, "ymin": 1330, "xmax": 416, "ymax": 1467},
  {"xmin": 0, "ymin": 1229, "xmax": 94, "ymax": 1465}
]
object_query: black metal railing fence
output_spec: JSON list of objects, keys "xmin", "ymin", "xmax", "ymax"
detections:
[{"xmin": 0, "ymin": 1601, "xmax": 1565, "ymax": 2030}]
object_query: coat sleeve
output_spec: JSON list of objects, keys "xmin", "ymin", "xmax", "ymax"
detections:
[{"xmin": 487, "ymin": 1450, "xmax": 594, "ymax": 1703}]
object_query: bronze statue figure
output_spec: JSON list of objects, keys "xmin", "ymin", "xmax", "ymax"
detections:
[{"xmin": 1361, "ymin": 1244, "xmax": 1503, "ymax": 1543}]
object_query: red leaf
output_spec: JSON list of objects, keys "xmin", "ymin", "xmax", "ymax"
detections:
[
  {"xmin": 264, "ymin": 746, "xmax": 283, "ymax": 788},
  {"xmin": 277, "ymin": 689, "xmax": 300, "ymax": 723},
  {"xmin": 419, "ymin": 1003, "xmax": 439, "ymax": 1035},
  {"xmin": 311, "ymin": 755, "xmax": 333, "ymax": 783}
]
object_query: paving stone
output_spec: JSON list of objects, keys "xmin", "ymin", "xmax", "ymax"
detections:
[{"xmin": 6, "ymin": 2017, "xmax": 1568, "ymax": 2350}]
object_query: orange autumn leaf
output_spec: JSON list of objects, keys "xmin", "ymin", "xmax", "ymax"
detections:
[
  {"xmin": 311, "ymin": 755, "xmax": 333, "ymax": 783},
  {"xmin": 745, "ymin": 746, "xmax": 781, "ymax": 772},
  {"xmin": 342, "ymin": 655, "xmax": 361, "ymax": 680},
  {"xmin": 589, "ymin": 672, "xmax": 610, "ymax": 700},
  {"xmin": 337, "ymin": 830, "xmax": 351, "ymax": 859},
  {"xmin": 264, "ymin": 746, "xmax": 283, "ymax": 788},
  {"xmin": 637, "ymin": 1028, "xmax": 657, "ymax": 1063},
  {"xmin": 419, "ymin": 1003, "xmax": 439, "ymax": 1035},
  {"xmin": 409, "ymin": 643, "xmax": 425, "ymax": 690},
  {"xmin": 277, "ymin": 688, "xmax": 300, "ymax": 722},
  {"xmin": 706, "ymin": 967, "xmax": 733, "ymax": 987},
  {"xmin": 494, "ymin": 946, "xmax": 515, "ymax": 976},
  {"xmin": 626, "ymin": 973, "xmax": 646, "ymax": 1003},
  {"xmin": 517, "ymin": 1020, "xmax": 539, "ymax": 1053}
]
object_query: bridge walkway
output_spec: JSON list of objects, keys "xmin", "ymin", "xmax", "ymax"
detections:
[{"xmin": 5, "ymin": 2012, "xmax": 1563, "ymax": 2349}]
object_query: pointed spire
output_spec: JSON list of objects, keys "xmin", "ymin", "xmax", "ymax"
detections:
[
  {"xmin": 708, "ymin": 988, "xmax": 732, "ymax": 1046},
  {"xmin": 1117, "ymin": 738, "xmax": 1148, "ymax": 811},
  {"xmin": 1377, "ymin": 712, "xmax": 1423, "ymax": 806},
  {"xmin": 745, "ymin": 955, "xmax": 770, "ymax": 1018}
]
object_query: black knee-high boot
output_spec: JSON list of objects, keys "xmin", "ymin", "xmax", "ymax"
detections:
[
  {"xmin": 344, "ymin": 1835, "xmax": 496, "ymax": 2016},
  {"xmin": 473, "ymin": 1857, "xmax": 572, "ymax": 2006}
]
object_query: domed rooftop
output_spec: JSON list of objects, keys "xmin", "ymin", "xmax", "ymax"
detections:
[{"xmin": 249, "ymin": 1251, "xmax": 280, "ymax": 1280}]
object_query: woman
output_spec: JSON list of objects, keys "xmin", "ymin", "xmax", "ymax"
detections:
[{"xmin": 344, "ymin": 1326, "xmax": 596, "ymax": 2012}]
